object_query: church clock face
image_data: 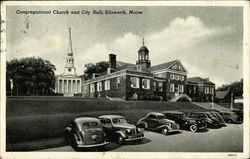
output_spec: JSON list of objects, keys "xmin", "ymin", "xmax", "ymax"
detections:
[{"xmin": 68, "ymin": 68, "xmax": 71, "ymax": 72}]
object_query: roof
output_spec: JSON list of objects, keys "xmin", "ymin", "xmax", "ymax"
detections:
[
  {"xmin": 98, "ymin": 115, "xmax": 125, "ymax": 119},
  {"xmin": 187, "ymin": 77, "xmax": 215, "ymax": 85},
  {"xmin": 215, "ymin": 90, "xmax": 230, "ymax": 99},
  {"xmin": 116, "ymin": 61, "xmax": 135, "ymax": 67},
  {"xmin": 147, "ymin": 60, "xmax": 178, "ymax": 72},
  {"xmin": 138, "ymin": 46, "xmax": 149, "ymax": 52},
  {"xmin": 147, "ymin": 112, "xmax": 165, "ymax": 116},
  {"xmin": 115, "ymin": 61, "xmax": 151, "ymax": 73},
  {"xmin": 74, "ymin": 117, "xmax": 100, "ymax": 123},
  {"xmin": 162, "ymin": 111, "xmax": 184, "ymax": 114}
]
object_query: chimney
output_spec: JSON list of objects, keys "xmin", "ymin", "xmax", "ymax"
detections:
[
  {"xmin": 108, "ymin": 54, "xmax": 116, "ymax": 73},
  {"xmin": 204, "ymin": 78, "xmax": 209, "ymax": 81}
]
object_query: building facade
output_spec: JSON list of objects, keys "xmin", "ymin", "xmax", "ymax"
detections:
[
  {"xmin": 55, "ymin": 28, "xmax": 81, "ymax": 96},
  {"xmin": 82, "ymin": 40, "xmax": 188, "ymax": 101},
  {"xmin": 186, "ymin": 77, "xmax": 215, "ymax": 102}
]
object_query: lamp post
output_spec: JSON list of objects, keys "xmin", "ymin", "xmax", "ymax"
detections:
[
  {"xmin": 231, "ymin": 92, "xmax": 234, "ymax": 110},
  {"xmin": 211, "ymin": 92, "xmax": 214, "ymax": 109}
]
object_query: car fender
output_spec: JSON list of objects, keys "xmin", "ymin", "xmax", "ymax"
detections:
[
  {"xmin": 155, "ymin": 125, "xmax": 171, "ymax": 131},
  {"xmin": 115, "ymin": 130, "xmax": 126, "ymax": 138}
]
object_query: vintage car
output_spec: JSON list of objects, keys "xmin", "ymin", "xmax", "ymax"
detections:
[
  {"xmin": 231, "ymin": 109, "xmax": 243, "ymax": 122},
  {"xmin": 219, "ymin": 111, "xmax": 242, "ymax": 123},
  {"xmin": 98, "ymin": 115, "xmax": 144, "ymax": 145},
  {"xmin": 209, "ymin": 111, "xmax": 227, "ymax": 126},
  {"xmin": 64, "ymin": 117, "xmax": 109, "ymax": 148},
  {"xmin": 137, "ymin": 112, "xmax": 180, "ymax": 135},
  {"xmin": 162, "ymin": 111, "xmax": 207, "ymax": 132},
  {"xmin": 185, "ymin": 112, "xmax": 221, "ymax": 128}
]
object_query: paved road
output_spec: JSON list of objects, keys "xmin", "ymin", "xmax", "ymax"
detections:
[{"xmin": 39, "ymin": 124, "xmax": 243, "ymax": 152}]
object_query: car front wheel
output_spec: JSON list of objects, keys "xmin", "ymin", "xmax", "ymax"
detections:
[
  {"xmin": 189, "ymin": 125, "xmax": 198, "ymax": 132},
  {"xmin": 117, "ymin": 135, "xmax": 125, "ymax": 145},
  {"xmin": 161, "ymin": 127, "xmax": 169, "ymax": 135}
]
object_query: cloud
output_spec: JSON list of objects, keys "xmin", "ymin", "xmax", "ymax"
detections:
[{"xmin": 8, "ymin": 16, "xmax": 238, "ymax": 87}]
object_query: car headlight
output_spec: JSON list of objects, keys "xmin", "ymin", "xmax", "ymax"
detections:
[
  {"xmin": 166, "ymin": 123, "xmax": 172, "ymax": 127},
  {"xmin": 185, "ymin": 122, "xmax": 188, "ymax": 124},
  {"xmin": 126, "ymin": 129, "xmax": 131, "ymax": 134},
  {"xmin": 137, "ymin": 128, "xmax": 142, "ymax": 132},
  {"xmin": 197, "ymin": 121, "xmax": 200, "ymax": 123}
]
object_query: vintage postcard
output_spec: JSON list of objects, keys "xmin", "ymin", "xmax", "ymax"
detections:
[{"xmin": 0, "ymin": 1, "xmax": 249, "ymax": 159}]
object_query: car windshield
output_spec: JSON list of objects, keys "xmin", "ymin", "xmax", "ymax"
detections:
[
  {"xmin": 82, "ymin": 121, "xmax": 99, "ymax": 128},
  {"xmin": 112, "ymin": 118, "xmax": 128, "ymax": 124},
  {"xmin": 158, "ymin": 115, "xmax": 166, "ymax": 119}
]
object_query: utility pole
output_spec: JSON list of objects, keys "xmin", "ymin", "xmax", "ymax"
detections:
[
  {"xmin": 211, "ymin": 92, "xmax": 214, "ymax": 109},
  {"xmin": 231, "ymin": 92, "xmax": 234, "ymax": 110}
]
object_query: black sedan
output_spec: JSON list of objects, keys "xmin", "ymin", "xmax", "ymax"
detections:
[{"xmin": 162, "ymin": 111, "xmax": 207, "ymax": 132}]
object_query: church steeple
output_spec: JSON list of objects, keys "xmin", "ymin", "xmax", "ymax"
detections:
[
  {"xmin": 64, "ymin": 27, "xmax": 76, "ymax": 75},
  {"xmin": 136, "ymin": 38, "xmax": 151, "ymax": 69}
]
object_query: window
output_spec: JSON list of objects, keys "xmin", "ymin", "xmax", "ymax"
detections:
[
  {"xmin": 170, "ymin": 83, "xmax": 174, "ymax": 92},
  {"xmin": 104, "ymin": 80, "xmax": 110, "ymax": 90},
  {"xmin": 131, "ymin": 77, "xmax": 139, "ymax": 88},
  {"xmin": 194, "ymin": 86, "xmax": 196, "ymax": 94},
  {"xmin": 159, "ymin": 82, "xmax": 163, "ymax": 91},
  {"xmin": 179, "ymin": 84, "xmax": 184, "ymax": 93},
  {"xmin": 116, "ymin": 77, "xmax": 120, "ymax": 88},
  {"xmin": 148, "ymin": 114, "xmax": 157, "ymax": 119},
  {"xmin": 205, "ymin": 87, "xmax": 209, "ymax": 94},
  {"xmin": 175, "ymin": 74, "xmax": 179, "ymax": 80},
  {"xmin": 142, "ymin": 79, "xmax": 150, "ymax": 89},
  {"xmin": 170, "ymin": 74, "xmax": 174, "ymax": 79},
  {"xmin": 90, "ymin": 84, "xmax": 95, "ymax": 93},
  {"xmin": 180, "ymin": 75, "xmax": 185, "ymax": 81},
  {"xmin": 153, "ymin": 81, "xmax": 156, "ymax": 91},
  {"xmin": 211, "ymin": 87, "xmax": 214, "ymax": 94},
  {"xmin": 97, "ymin": 82, "xmax": 102, "ymax": 92}
]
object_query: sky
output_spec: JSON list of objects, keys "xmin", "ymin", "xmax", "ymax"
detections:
[{"xmin": 6, "ymin": 6, "xmax": 243, "ymax": 88}]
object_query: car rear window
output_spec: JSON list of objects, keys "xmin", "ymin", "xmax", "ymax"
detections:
[
  {"xmin": 112, "ymin": 118, "xmax": 128, "ymax": 124},
  {"xmin": 82, "ymin": 122, "xmax": 99, "ymax": 128},
  {"xmin": 158, "ymin": 115, "xmax": 166, "ymax": 119}
]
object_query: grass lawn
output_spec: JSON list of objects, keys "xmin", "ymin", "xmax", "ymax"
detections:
[{"xmin": 6, "ymin": 97, "xmax": 206, "ymax": 150}]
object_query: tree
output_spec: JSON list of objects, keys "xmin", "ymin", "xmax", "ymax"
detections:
[
  {"xmin": 216, "ymin": 79, "xmax": 243, "ymax": 97},
  {"xmin": 83, "ymin": 61, "xmax": 109, "ymax": 80},
  {"xmin": 6, "ymin": 57, "xmax": 56, "ymax": 96}
]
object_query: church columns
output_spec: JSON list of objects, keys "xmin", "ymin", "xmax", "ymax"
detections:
[{"xmin": 71, "ymin": 80, "xmax": 73, "ymax": 93}]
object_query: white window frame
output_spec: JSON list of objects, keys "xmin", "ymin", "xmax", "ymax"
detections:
[
  {"xmin": 170, "ymin": 83, "xmax": 174, "ymax": 92},
  {"xmin": 104, "ymin": 80, "xmax": 110, "ymax": 90},
  {"xmin": 131, "ymin": 77, "xmax": 139, "ymax": 88},
  {"xmin": 90, "ymin": 84, "xmax": 95, "ymax": 93},
  {"xmin": 179, "ymin": 84, "xmax": 184, "ymax": 93},
  {"xmin": 97, "ymin": 82, "xmax": 102, "ymax": 92},
  {"xmin": 142, "ymin": 79, "xmax": 150, "ymax": 89},
  {"xmin": 175, "ymin": 74, "xmax": 179, "ymax": 80},
  {"xmin": 159, "ymin": 82, "xmax": 163, "ymax": 91},
  {"xmin": 170, "ymin": 73, "xmax": 174, "ymax": 79}
]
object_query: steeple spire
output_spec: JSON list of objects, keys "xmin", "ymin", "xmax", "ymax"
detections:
[
  {"xmin": 142, "ymin": 37, "xmax": 145, "ymax": 46},
  {"xmin": 68, "ymin": 27, "xmax": 73, "ymax": 54}
]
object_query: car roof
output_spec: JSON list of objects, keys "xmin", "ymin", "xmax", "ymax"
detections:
[
  {"xmin": 162, "ymin": 111, "xmax": 183, "ymax": 114},
  {"xmin": 98, "ymin": 115, "xmax": 125, "ymax": 119},
  {"xmin": 74, "ymin": 117, "xmax": 100, "ymax": 123},
  {"xmin": 147, "ymin": 112, "xmax": 165, "ymax": 116}
]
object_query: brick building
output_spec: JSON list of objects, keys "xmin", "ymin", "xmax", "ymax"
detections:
[
  {"xmin": 186, "ymin": 77, "xmax": 215, "ymax": 102},
  {"xmin": 82, "ymin": 40, "xmax": 188, "ymax": 101}
]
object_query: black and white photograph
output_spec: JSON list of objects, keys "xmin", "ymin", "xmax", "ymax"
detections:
[{"xmin": 0, "ymin": 1, "xmax": 249, "ymax": 159}]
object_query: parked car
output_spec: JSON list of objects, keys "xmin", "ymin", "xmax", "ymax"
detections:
[
  {"xmin": 162, "ymin": 111, "xmax": 207, "ymax": 132},
  {"xmin": 209, "ymin": 110, "xmax": 227, "ymax": 126},
  {"xmin": 231, "ymin": 109, "xmax": 243, "ymax": 122},
  {"xmin": 137, "ymin": 112, "xmax": 180, "ymax": 135},
  {"xmin": 185, "ymin": 112, "xmax": 221, "ymax": 128},
  {"xmin": 64, "ymin": 117, "xmax": 109, "ymax": 148},
  {"xmin": 219, "ymin": 111, "xmax": 242, "ymax": 123},
  {"xmin": 98, "ymin": 115, "xmax": 144, "ymax": 145}
]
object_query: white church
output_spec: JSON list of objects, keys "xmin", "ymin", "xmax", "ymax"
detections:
[{"xmin": 55, "ymin": 28, "xmax": 81, "ymax": 96}]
